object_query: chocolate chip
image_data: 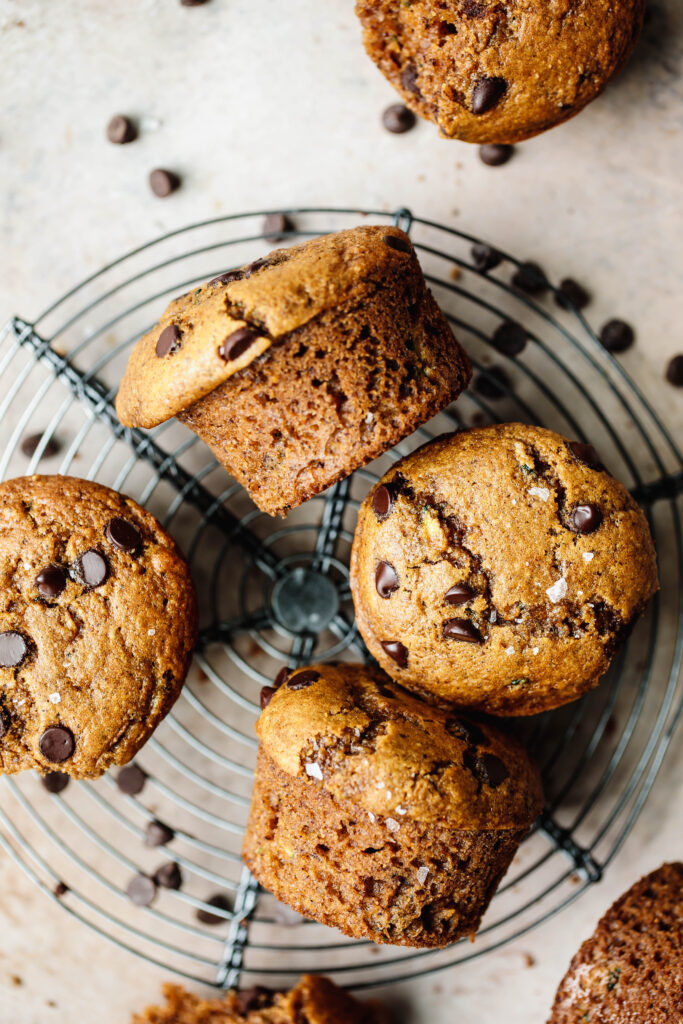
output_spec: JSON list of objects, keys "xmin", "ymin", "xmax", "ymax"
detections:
[
  {"xmin": 145, "ymin": 820, "xmax": 174, "ymax": 847},
  {"xmin": 599, "ymin": 319, "xmax": 634, "ymax": 353},
  {"xmin": 383, "ymin": 233, "xmax": 412, "ymax": 255},
  {"xmin": 570, "ymin": 503, "xmax": 603, "ymax": 534},
  {"xmin": 180, "ymin": 0, "xmax": 211, "ymax": 5},
  {"xmin": 244, "ymin": 258, "xmax": 267, "ymax": 278},
  {"xmin": 512, "ymin": 261, "xmax": 548, "ymax": 295},
  {"xmin": 287, "ymin": 670, "xmax": 320, "ymax": 690},
  {"xmin": 72, "ymin": 549, "xmax": 108, "ymax": 588},
  {"xmin": 555, "ymin": 278, "xmax": 590, "ymax": 311},
  {"xmin": 127, "ymin": 874, "xmax": 156, "ymax": 906},
  {"xmin": 106, "ymin": 115, "xmax": 137, "ymax": 145},
  {"xmin": 382, "ymin": 104, "xmax": 416, "ymax": 134},
  {"xmin": 149, "ymin": 168, "xmax": 181, "ymax": 197},
  {"xmin": 35, "ymin": 565, "xmax": 67, "ymax": 599},
  {"xmin": 20, "ymin": 432, "xmax": 61, "ymax": 458},
  {"xmin": 471, "ymin": 77, "xmax": 507, "ymax": 115},
  {"xmin": 491, "ymin": 320, "xmax": 527, "ymax": 357},
  {"xmin": 262, "ymin": 212, "xmax": 294, "ymax": 242},
  {"xmin": 401, "ymin": 64, "xmax": 421, "ymax": 96},
  {"xmin": 444, "ymin": 582, "xmax": 476, "ymax": 606},
  {"xmin": 218, "ymin": 326, "xmax": 259, "ymax": 362},
  {"xmin": 116, "ymin": 763, "xmax": 147, "ymax": 796},
  {"xmin": 568, "ymin": 441, "xmax": 604, "ymax": 471},
  {"xmin": 465, "ymin": 750, "xmax": 509, "ymax": 788},
  {"xmin": 259, "ymin": 686, "xmax": 276, "ymax": 710},
  {"xmin": 0, "ymin": 631, "xmax": 29, "ymax": 668},
  {"xmin": 196, "ymin": 893, "xmax": 231, "ymax": 925},
  {"xmin": 471, "ymin": 243, "xmax": 503, "ymax": 273},
  {"xmin": 474, "ymin": 365, "xmax": 510, "ymax": 399},
  {"xmin": 273, "ymin": 666, "xmax": 291, "ymax": 688},
  {"xmin": 372, "ymin": 484, "xmax": 395, "ymax": 520},
  {"xmin": 155, "ymin": 324, "xmax": 182, "ymax": 358},
  {"xmin": 479, "ymin": 143, "xmax": 513, "ymax": 166},
  {"xmin": 105, "ymin": 517, "xmax": 142, "ymax": 554},
  {"xmin": 209, "ymin": 269, "xmax": 242, "ymax": 288},
  {"xmin": 39, "ymin": 726, "xmax": 75, "ymax": 764},
  {"xmin": 0, "ymin": 709, "xmax": 10, "ymax": 739},
  {"xmin": 380, "ymin": 640, "xmax": 408, "ymax": 668},
  {"xmin": 375, "ymin": 561, "xmax": 399, "ymax": 598},
  {"xmin": 233, "ymin": 988, "xmax": 276, "ymax": 1014},
  {"xmin": 446, "ymin": 717, "xmax": 486, "ymax": 747},
  {"xmin": 54, "ymin": 881, "xmax": 69, "ymax": 897},
  {"xmin": 41, "ymin": 771, "xmax": 70, "ymax": 794},
  {"xmin": 153, "ymin": 861, "xmax": 182, "ymax": 890},
  {"xmin": 665, "ymin": 354, "xmax": 683, "ymax": 386},
  {"xmin": 442, "ymin": 618, "xmax": 482, "ymax": 643}
]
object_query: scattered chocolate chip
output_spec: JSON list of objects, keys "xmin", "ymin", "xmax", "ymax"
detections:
[
  {"xmin": 570, "ymin": 503, "xmax": 603, "ymax": 534},
  {"xmin": 262, "ymin": 212, "xmax": 294, "ymax": 243},
  {"xmin": 446, "ymin": 717, "xmax": 486, "ymax": 747},
  {"xmin": 512, "ymin": 261, "xmax": 548, "ymax": 295},
  {"xmin": 0, "ymin": 709, "xmax": 10, "ymax": 739},
  {"xmin": 145, "ymin": 820, "xmax": 174, "ymax": 847},
  {"xmin": 471, "ymin": 77, "xmax": 507, "ymax": 115},
  {"xmin": 401, "ymin": 64, "xmax": 421, "ymax": 96},
  {"xmin": 116, "ymin": 763, "xmax": 147, "ymax": 796},
  {"xmin": 127, "ymin": 874, "xmax": 156, "ymax": 906},
  {"xmin": 219, "ymin": 326, "xmax": 259, "ymax": 362},
  {"xmin": 287, "ymin": 670, "xmax": 320, "ymax": 690},
  {"xmin": 599, "ymin": 319, "xmax": 635, "ymax": 353},
  {"xmin": 555, "ymin": 278, "xmax": 590, "ymax": 311},
  {"xmin": 382, "ymin": 104, "xmax": 416, "ymax": 134},
  {"xmin": 0, "ymin": 631, "xmax": 29, "ymax": 668},
  {"xmin": 383, "ymin": 233, "xmax": 412, "ymax": 255},
  {"xmin": 372, "ymin": 484, "xmax": 395, "ymax": 520},
  {"xmin": 154, "ymin": 861, "xmax": 182, "ymax": 890},
  {"xmin": 72, "ymin": 549, "xmax": 108, "ymax": 588},
  {"xmin": 180, "ymin": 0, "xmax": 211, "ymax": 5},
  {"xmin": 54, "ymin": 881, "xmax": 69, "ymax": 897},
  {"xmin": 233, "ymin": 988, "xmax": 276, "ymax": 1014},
  {"xmin": 209, "ymin": 269, "xmax": 242, "ymax": 288},
  {"xmin": 41, "ymin": 771, "xmax": 70, "ymax": 794},
  {"xmin": 471, "ymin": 243, "xmax": 503, "ymax": 273},
  {"xmin": 20, "ymin": 432, "xmax": 61, "ymax": 458},
  {"xmin": 665, "ymin": 354, "xmax": 683, "ymax": 386},
  {"xmin": 149, "ymin": 168, "xmax": 181, "ymax": 198},
  {"xmin": 375, "ymin": 561, "xmax": 399, "ymax": 598},
  {"xmin": 155, "ymin": 324, "xmax": 182, "ymax": 358},
  {"xmin": 196, "ymin": 893, "xmax": 231, "ymax": 925},
  {"xmin": 273, "ymin": 666, "xmax": 291, "ymax": 688},
  {"xmin": 106, "ymin": 115, "xmax": 137, "ymax": 145},
  {"xmin": 442, "ymin": 618, "xmax": 482, "ymax": 643},
  {"xmin": 465, "ymin": 750, "xmax": 509, "ymax": 788},
  {"xmin": 479, "ymin": 143, "xmax": 513, "ymax": 166},
  {"xmin": 444, "ymin": 582, "xmax": 476, "ymax": 606},
  {"xmin": 105, "ymin": 517, "xmax": 142, "ymax": 554},
  {"xmin": 259, "ymin": 685, "xmax": 276, "ymax": 710},
  {"xmin": 39, "ymin": 726, "xmax": 75, "ymax": 764},
  {"xmin": 568, "ymin": 441, "xmax": 604, "ymax": 471},
  {"xmin": 380, "ymin": 640, "xmax": 408, "ymax": 668},
  {"xmin": 474, "ymin": 365, "xmax": 510, "ymax": 399},
  {"xmin": 35, "ymin": 565, "xmax": 67, "ymax": 599},
  {"xmin": 491, "ymin": 320, "xmax": 527, "ymax": 357}
]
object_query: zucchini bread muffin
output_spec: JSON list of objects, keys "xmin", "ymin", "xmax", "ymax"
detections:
[
  {"xmin": 132, "ymin": 975, "xmax": 391, "ymax": 1024},
  {"xmin": 356, "ymin": 0, "xmax": 645, "ymax": 144},
  {"xmin": 0, "ymin": 475, "xmax": 197, "ymax": 778},
  {"xmin": 243, "ymin": 663, "xmax": 543, "ymax": 948},
  {"xmin": 116, "ymin": 226, "xmax": 471, "ymax": 517},
  {"xmin": 548, "ymin": 862, "xmax": 683, "ymax": 1024},
  {"xmin": 350, "ymin": 424, "xmax": 658, "ymax": 715}
]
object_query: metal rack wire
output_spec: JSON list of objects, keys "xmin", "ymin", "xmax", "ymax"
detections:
[{"xmin": 0, "ymin": 207, "xmax": 681, "ymax": 991}]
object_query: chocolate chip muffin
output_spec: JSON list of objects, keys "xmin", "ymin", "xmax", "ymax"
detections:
[
  {"xmin": 116, "ymin": 226, "xmax": 471, "ymax": 517},
  {"xmin": 132, "ymin": 975, "xmax": 391, "ymax": 1024},
  {"xmin": 548, "ymin": 862, "xmax": 683, "ymax": 1024},
  {"xmin": 350, "ymin": 424, "xmax": 658, "ymax": 716},
  {"xmin": 356, "ymin": 0, "xmax": 645, "ymax": 143},
  {"xmin": 0, "ymin": 475, "xmax": 197, "ymax": 778},
  {"xmin": 242, "ymin": 663, "xmax": 543, "ymax": 948}
]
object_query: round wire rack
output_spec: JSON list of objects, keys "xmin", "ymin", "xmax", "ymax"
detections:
[{"xmin": 0, "ymin": 207, "xmax": 681, "ymax": 991}]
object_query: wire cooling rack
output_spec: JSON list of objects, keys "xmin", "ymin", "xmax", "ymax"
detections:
[{"xmin": 0, "ymin": 207, "xmax": 681, "ymax": 991}]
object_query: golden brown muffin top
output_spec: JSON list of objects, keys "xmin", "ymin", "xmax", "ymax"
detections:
[
  {"xmin": 548, "ymin": 862, "xmax": 683, "ymax": 1024},
  {"xmin": 116, "ymin": 226, "xmax": 420, "ymax": 429},
  {"xmin": 0, "ymin": 475, "xmax": 197, "ymax": 778},
  {"xmin": 257, "ymin": 663, "xmax": 543, "ymax": 830}
]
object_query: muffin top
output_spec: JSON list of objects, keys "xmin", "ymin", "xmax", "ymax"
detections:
[
  {"xmin": 549, "ymin": 862, "xmax": 683, "ymax": 1024},
  {"xmin": 257, "ymin": 663, "xmax": 543, "ymax": 830},
  {"xmin": 116, "ymin": 226, "xmax": 421, "ymax": 429},
  {"xmin": 0, "ymin": 475, "xmax": 197, "ymax": 778},
  {"xmin": 350, "ymin": 424, "xmax": 659, "ymax": 715},
  {"xmin": 356, "ymin": 0, "xmax": 645, "ymax": 144}
]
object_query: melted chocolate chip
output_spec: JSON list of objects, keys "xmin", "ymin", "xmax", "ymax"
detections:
[
  {"xmin": 273, "ymin": 666, "xmax": 291, "ymax": 688},
  {"xmin": 380, "ymin": 640, "xmax": 408, "ymax": 668},
  {"xmin": 233, "ymin": 988, "xmax": 277, "ymax": 1015},
  {"xmin": 446, "ymin": 717, "xmax": 486, "ymax": 747},
  {"xmin": 287, "ymin": 669, "xmax": 320, "ymax": 690},
  {"xmin": 41, "ymin": 771, "xmax": 70, "ymax": 794},
  {"xmin": 155, "ymin": 324, "xmax": 182, "ymax": 358},
  {"xmin": 105, "ymin": 517, "xmax": 142, "ymax": 554},
  {"xmin": 218, "ymin": 326, "xmax": 259, "ymax": 362},
  {"xmin": 444, "ymin": 583, "xmax": 475, "ymax": 606},
  {"xmin": 471, "ymin": 243, "xmax": 503, "ymax": 273},
  {"xmin": 491, "ymin": 320, "xmax": 528, "ymax": 357},
  {"xmin": 116, "ymin": 763, "xmax": 147, "ymax": 795},
  {"xmin": 471, "ymin": 77, "xmax": 507, "ymax": 115},
  {"xmin": 570, "ymin": 503, "xmax": 603, "ymax": 534},
  {"xmin": 0, "ymin": 631, "xmax": 29, "ymax": 668},
  {"xmin": 106, "ymin": 114, "xmax": 137, "ymax": 145},
  {"xmin": 36, "ymin": 565, "xmax": 67, "ymax": 599},
  {"xmin": 375, "ymin": 561, "xmax": 399, "ymax": 598},
  {"xmin": 244, "ymin": 258, "xmax": 267, "ymax": 278},
  {"xmin": 39, "ymin": 726, "xmax": 75, "ymax": 764},
  {"xmin": 512, "ymin": 261, "xmax": 549, "ymax": 295},
  {"xmin": 401, "ymin": 64, "xmax": 421, "ymax": 96},
  {"xmin": 127, "ymin": 874, "xmax": 156, "ymax": 906},
  {"xmin": 196, "ymin": 893, "xmax": 231, "ymax": 925},
  {"xmin": 153, "ymin": 861, "xmax": 182, "ymax": 890},
  {"xmin": 442, "ymin": 618, "xmax": 482, "ymax": 643},
  {"xmin": 382, "ymin": 103, "xmax": 416, "ymax": 134},
  {"xmin": 0, "ymin": 709, "xmax": 10, "ymax": 739},
  {"xmin": 208, "ymin": 269, "xmax": 242, "ymax": 288},
  {"xmin": 479, "ymin": 143, "xmax": 514, "ymax": 166},
  {"xmin": 72, "ymin": 549, "xmax": 108, "ymax": 588},
  {"xmin": 372, "ymin": 484, "xmax": 395, "ymax": 520},
  {"xmin": 259, "ymin": 685, "xmax": 276, "ymax": 710},
  {"xmin": 466, "ymin": 751, "xmax": 509, "ymax": 788},
  {"xmin": 568, "ymin": 441, "xmax": 604, "ymax": 471},
  {"xmin": 145, "ymin": 820, "xmax": 175, "ymax": 847},
  {"xmin": 383, "ymin": 233, "xmax": 412, "ymax": 254}
]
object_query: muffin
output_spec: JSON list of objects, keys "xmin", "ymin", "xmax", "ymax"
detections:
[
  {"xmin": 116, "ymin": 226, "xmax": 471, "ymax": 517},
  {"xmin": 548, "ymin": 862, "xmax": 683, "ymax": 1023},
  {"xmin": 242, "ymin": 663, "xmax": 543, "ymax": 948},
  {"xmin": 350, "ymin": 424, "xmax": 658, "ymax": 716},
  {"xmin": 356, "ymin": 0, "xmax": 645, "ymax": 144},
  {"xmin": 132, "ymin": 975, "xmax": 391, "ymax": 1024},
  {"xmin": 0, "ymin": 475, "xmax": 197, "ymax": 778}
]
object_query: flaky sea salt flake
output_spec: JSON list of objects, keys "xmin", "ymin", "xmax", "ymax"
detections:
[
  {"xmin": 546, "ymin": 577, "xmax": 567, "ymax": 603},
  {"xmin": 416, "ymin": 866, "xmax": 430, "ymax": 885},
  {"xmin": 304, "ymin": 762, "xmax": 323, "ymax": 781}
]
